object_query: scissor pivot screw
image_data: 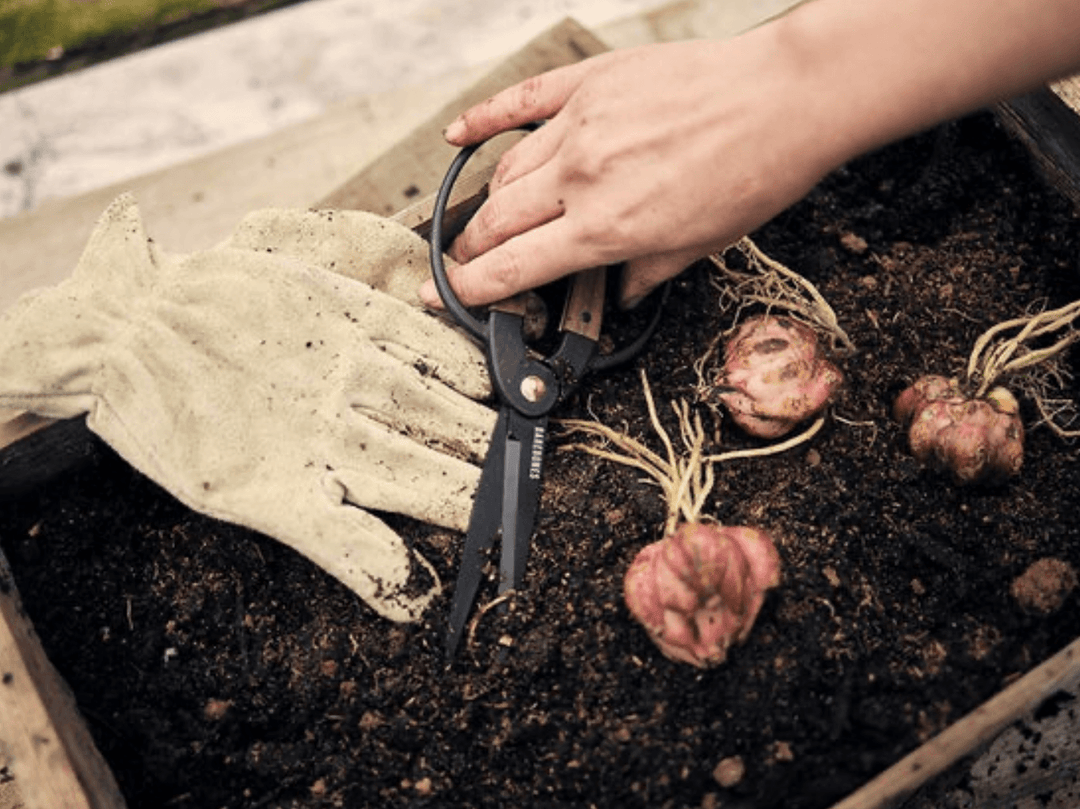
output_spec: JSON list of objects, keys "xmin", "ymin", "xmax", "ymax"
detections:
[{"xmin": 520, "ymin": 375, "xmax": 547, "ymax": 403}]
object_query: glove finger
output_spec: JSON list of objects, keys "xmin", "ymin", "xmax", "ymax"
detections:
[
  {"xmin": 328, "ymin": 416, "xmax": 484, "ymax": 532},
  {"xmin": 345, "ymin": 344, "xmax": 495, "ymax": 463},
  {"xmin": 222, "ymin": 209, "xmax": 436, "ymax": 308},
  {"xmin": 330, "ymin": 278, "xmax": 492, "ymax": 401},
  {"xmin": 305, "ymin": 489, "xmax": 442, "ymax": 623},
  {"xmin": 0, "ymin": 194, "xmax": 162, "ymax": 417},
  {"xmin": 0, "ymin": 287, "xmax": 103, "ymax": 417},
  {"xmin": 162, "ymin": 469, "xmax": 441, "ymax": 623},
  {"xmin": 71, "ymin": 193, "xmax": 164, "ymax": 294}
]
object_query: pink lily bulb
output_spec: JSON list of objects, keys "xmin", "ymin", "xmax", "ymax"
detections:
[
  {"xmin": 716, "ymin": 315, "xmax": 843, "ymax": 438},
  {"xmin": 893, "ymin": 374, "xmax": 1024, "ymax": 484},
  {"xmin": 623, "ymin": 523, "xmax": 781, "ymax": 668}
]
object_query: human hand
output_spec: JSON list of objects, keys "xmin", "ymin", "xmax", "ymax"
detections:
[
  {"xmin": 419, "ymin": 0, "xmax": 1080, "ymax": 312},
  {"xmin": 419, "ymin": 33, "xmax": 838, "ymax": 310}
]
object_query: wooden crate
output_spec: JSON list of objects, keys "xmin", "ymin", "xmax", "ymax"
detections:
[
  {"xmin": 996, "ymin": 76, "xmax": 1080, "ymax": 209},
  {"xmin": 2, "ymin": 16, "xmax": 1080, "ymax": 809}
]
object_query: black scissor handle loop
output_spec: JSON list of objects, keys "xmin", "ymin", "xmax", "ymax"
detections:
[
  {"xmin": 429, "ymin": 120, "xmax": 667, "ymax": 377},
  {"xmin": 591, "ymin": 280, "xmax": 669, "ymax": 372},
  {"xmin": 429, "ymin": 122, "xmax": 543, "ymax": 343}
]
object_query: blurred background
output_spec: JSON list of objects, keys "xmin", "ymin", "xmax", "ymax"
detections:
[{"xmin": 0, "ymin": 0, "xmax": 694, "ymax": 220}]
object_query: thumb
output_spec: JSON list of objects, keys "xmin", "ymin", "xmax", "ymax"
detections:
[
  {"xmin": 71, "ymin": 193, "xmax": 162, "ymax": 295},
  {"xmin": 0, "ymin": 285, "xmax": 107, "ymax": 418},
  {"xmin": 311, "ymin": 472, "xmax": 443, "ymax": 622},
  {"xmin": 308, "ymin": 500, "xmax": 442, "ymax": 623},
  {"xmin": 0, "ymin": 193, "xmax": 162, "ymax": 418},
  {"xmin": 204, "ymin": 473, "xmax": 443, "ymax": 623}
]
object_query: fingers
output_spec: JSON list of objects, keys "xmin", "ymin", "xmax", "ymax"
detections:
[
  {"xmin": 620, "ymin": 249, "xmax": 705, "ymax": 309},
  {"xmin": 448, "ymin": 162, "xmax": 567, "ymax": 264},
  {"xmin": 421, "ymin": 216, "xmax": 593, "ymax": 308},
  {"xmin": 422, "ymin": 216, "xmax": 707, "ymax": 311},
  {"xmin": 443, "ymin": 59, "xmax": 595, "ymax": 145},
  {"xmin": 487, "ymin": 117, "xmax": 566, "ymax": 194}
]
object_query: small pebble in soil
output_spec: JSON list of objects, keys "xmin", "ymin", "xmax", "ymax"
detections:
[
  {"xmin": 840, "ymin": 232, "xmax": 869, "ymax": 254},
  {"xmin": 203, "ymin": 698, "xmax": 232, "ymax": 721},
  {"xmin": 771, "ymin": 741, "xmax": 795, "ymax": 763},
  {"xmin": 1010, "ymin": 558, "xmax": 1077, "ymax": 615},
  {"xmin": 713, "ymin": 756, "xmax": 746, "ymax": 788}
]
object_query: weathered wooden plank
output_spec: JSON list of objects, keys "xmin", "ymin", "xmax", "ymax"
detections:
[
  {"xmin": 1, "ymin": 546, "xmax": 129, "ymax": 809},
  {"xmin": 995, "ymin": 75, "xmax": 1080, "ymax": 209},
  {"xmin": 827, "ymin": 636, "xmax": 1080, "ymax": 809},
  {"xmin": 0, "ymin": 417, "xmax": 102, "ymax": 502},
  {"xmin": 390, "ymin": 162, "xmax": 496, "ymax": 241}
]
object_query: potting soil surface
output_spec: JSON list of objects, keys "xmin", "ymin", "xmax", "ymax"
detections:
[{"xmin": 2, "ymin": 110, "xmax": 1080, "ymax": 809}]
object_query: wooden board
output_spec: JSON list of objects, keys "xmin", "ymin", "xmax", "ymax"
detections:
[
  {"xmin": 1, "ymin": 546, "xmax": 129, "ymax": 809},
  {"xmin": 827, "ymin": 636, "xmax": 1080, "ymax": 809},
  {"xmin": 995, "ymin": 75, "xmax": 1080, "ymax": 209}
]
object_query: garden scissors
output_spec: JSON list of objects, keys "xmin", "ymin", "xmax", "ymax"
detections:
[{"xmin": 429, "ymin": 124, "xmax": 662, "ymax": 658}]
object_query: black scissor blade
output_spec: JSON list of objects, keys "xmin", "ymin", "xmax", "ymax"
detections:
[
  {"xmin": 499, "ymin": 410, "xmax": 547, "ymax": 593},
  {"xmin": 446, "ymin": 409, "xmax": 509, "ymax": 658}
]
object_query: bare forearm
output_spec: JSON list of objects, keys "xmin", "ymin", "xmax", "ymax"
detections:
[{"xmin": 779, "ymin": 0, "xmax": 1080, "ymax": 168}]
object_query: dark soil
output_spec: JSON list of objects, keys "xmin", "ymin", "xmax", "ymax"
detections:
[{"xmin": 3, "ymin": 110, "xmax": 1080, "ymax": 809}]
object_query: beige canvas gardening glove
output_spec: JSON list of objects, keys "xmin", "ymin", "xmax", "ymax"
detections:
[{"xmin": 0, "ymin": 194, "xmax": 497, "ymax": 622}]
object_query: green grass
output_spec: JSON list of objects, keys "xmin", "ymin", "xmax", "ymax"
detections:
[{"xmin": 0, "ymin": 0, "xmax": 224, "ymax": 66}]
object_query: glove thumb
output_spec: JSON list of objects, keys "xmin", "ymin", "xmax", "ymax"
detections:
[
  {"xmin": 0, "ymin": 195, "xmax": 163, "ymax": 417},
  {"xmin": 195, "ymin": 469, "xmax": 442, "ymax": 623}
]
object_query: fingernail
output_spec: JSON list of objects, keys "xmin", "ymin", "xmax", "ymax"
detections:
[
  {"xmin": 443, "ymin": 117, "xmax": 465, "ymax": 143},
  {"xmin": 620, "ymin": 294, "xmax": 644, "ymax": 311}
]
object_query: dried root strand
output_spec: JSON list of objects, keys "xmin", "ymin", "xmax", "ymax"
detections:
[
  {"xmin": 968, "ymin": 299, "xmax": 1080, "ymax": 391},
  {"xmin": 1031, "ymin": 395, "xmax": 1080, "ymax": 439},
  {"xmin": 562, "ymin": 369, "xmax": 713, "ymax": 536},
  {"xmin": 706, "ymin": 416, "xmax": 825, "ymax": 465},
  {"xmin": 965, "ymin": 298, "xmax": 1080, "ymax": 436},
  {"xmin": 707, "ymin": 237, "xmax": 855, "ymax": 355},
  {"xmin": 1014, "ymin": 362, "xmax": 1080, "ymax": 439},
  {"xmin": 561, "ymin": 369, "xmax": 824, "ymax": 534}
]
